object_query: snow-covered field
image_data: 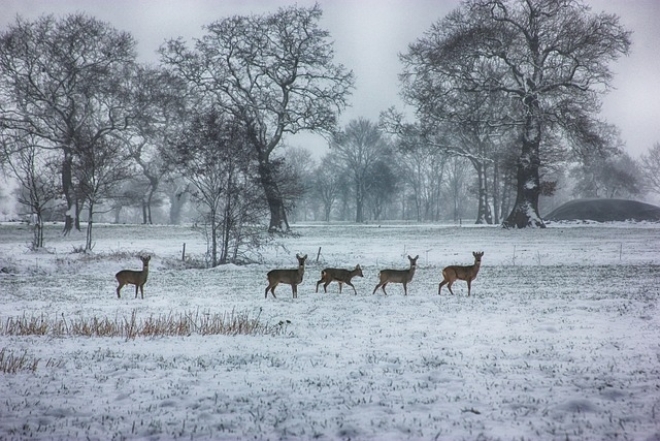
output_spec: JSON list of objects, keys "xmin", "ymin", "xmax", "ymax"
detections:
[{"xmin": 0, "ymin": 221, "xmax": 659, "ymax": 440}]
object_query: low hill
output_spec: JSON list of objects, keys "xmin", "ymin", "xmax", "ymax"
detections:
[{"xmin": 544, "ymin": 198, "xmax": 660, "ymax": 223}]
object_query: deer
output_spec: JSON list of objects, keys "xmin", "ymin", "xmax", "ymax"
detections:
[
  {"xmin": 315, "ymin": 264, "xmax": 364, "ymax": 295},
  {"xmin": 116, "ymin": 255, "xmax": 151, "ymax": 299},
  {"xmin": 372, "ymin": 255, "xmax": 419, "ymax": 296},
  {"xmin": 265, "ymin": 254, "xmax": 308, "ymax": 299},
  {"xmin": 438, "ymin": 251, "xmax": 484, "ymax": 297}
]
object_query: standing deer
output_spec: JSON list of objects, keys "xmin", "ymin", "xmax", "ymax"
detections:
[
  {"xmin": 116, "ymin": 255, "xmax": 151, "ymax": 299},
  {"xmin": 373, "ymin": 255, "xmax": 419, "ymax": 296},
  {"xmin": 265, "ymin": 254, "xmax": 308, "ymax": 299},
  {"xmin": 438, "ymin": 251, "xmax": 484, "ymax": 296},
  {"xmin": 316, "ymin": 264, "xmax": 364, "ymax": 295}
]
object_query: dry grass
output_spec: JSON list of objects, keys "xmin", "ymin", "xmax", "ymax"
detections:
[
  {"xmin": 1, "ymin": 308, "xmax": 287, "ymax": 341},
  {"xmin": 0, "ymin": 347, "xmax": 40, "ymax": 373}
]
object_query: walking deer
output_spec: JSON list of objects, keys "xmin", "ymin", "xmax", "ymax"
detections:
[
  {"xmin": 265, "ymin": 254, "xmax": 308, "ymax": 299},
  {"xmin": 116, "ymin": 255, "xmax": 151, "ymax": 299},
  {"xmin": 438, "ymin": 251, "xmax": 484, "ymax": 296},
  {"xmin": 316, "ymin": 264, "xmax": 364, "ymax": 295},
  {"xmin": 373, "ymin": 255, "xmax": 419, "ymax": 296}
]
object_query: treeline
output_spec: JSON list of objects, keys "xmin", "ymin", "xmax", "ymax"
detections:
[{"xmin": 2, "ymin": 1, "xmax": 659, "ymax": 264}]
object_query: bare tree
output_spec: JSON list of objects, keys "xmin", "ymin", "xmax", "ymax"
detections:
[
  {"xmin": 1, "ymin": 134, "xmax": 61, "ymax": 248},
  {"xmin": 331, "ymin": 118, "xmax": 391, "ymax": 223},
  {"xmin": 640, "ymin": 143, "xmax": 660, "ymax": 202},
  {"xmin": 160, "ymin": 4, "xmax": 354, "ymax": 233},
  {"xmin": 312, "ymin": 154, "xmax": 342, "ymax": 222},
  {"xmin": 0, "ymin": 14, "xmax": 138, "ymax": 235},
  {"xmin": 400, "ymin": 0, "xmax": 631, "ymax": 228},
  {"xmin": 169, "ymin": 110, "xmax": 264, "ymax": 266}
]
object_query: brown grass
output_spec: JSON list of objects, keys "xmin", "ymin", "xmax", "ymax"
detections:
[{"xmin": 1, "ymin": 308, "xmax": 288, "ymax": 340}]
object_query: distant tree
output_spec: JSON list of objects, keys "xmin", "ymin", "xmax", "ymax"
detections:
[
  {"xmin": 312, "ymin": 154, "xmax": 342, "ymax": 222},
  {"xmin": 160, "ymin": 4, "xmax": 354, "ymax": 232},
  {"xmin": 1, "ymin": 135, "xmax": 61, "ymax": 248},
  {"xmin": 277, "ymin": 146, "xmax": 315, "ymax": 223},
  {"xmin": 76, "ymin": 134, "xmax": 133, "ymax": 251},
  {"xmin": 122, "ymin": 66, "xmax": 185, "ymax": 224},
  {"xmin": 0, "ymin": 14, "xmax": 138, "ymax": 234},
  {"xmin": 331, "ymin": 118, "xmax": 390, "ymax": 223},
  {"xmin": 400, "ymin": 0, "xmax": 631, "ymax": 228},
  {"xmin": 571, "ymin": 152, "xmax": 642, "ymax": 199},
  {"xmin": 365, "ymin": 160, "xmax": 398, "ymax": 221},
  {"xmin": 640, "ymin": 143, "xmax": 660, "ymax": 201}
]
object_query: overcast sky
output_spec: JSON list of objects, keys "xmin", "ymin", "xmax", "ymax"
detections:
[{"xmin": 1, "ymin": 0, "xmax": 658, "ymax": 159}]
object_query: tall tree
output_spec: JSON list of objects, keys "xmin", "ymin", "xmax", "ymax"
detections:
[
  {"xmin": 160, "ymin": 4, "xmax": 354, "ymax": 232},
  {"xmin": 0, "ymin": 14, "xmax": 138, "ymax": 234},
  {"xmin": 401, "ymin": 0, "xmax": 631, "ymax": 228}
]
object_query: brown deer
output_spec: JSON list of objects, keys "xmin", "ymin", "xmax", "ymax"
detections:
[
  {"xmin": 438, "ymin": 251, "xmax": 484, "ymax": 297},
  {"xmin": 265, "ymin": 254, "xmax": 308, "ymax": 299},
  {"xmin": 116, "ymin": 255, "xmax": 151, "ymax": 299},
  {"xmin": 316, "ymin": 264, "xmax": 364, "ymax": 295},
  {"xmin": 373, "ymin": 255, "xmax": 419, "ymax": 296}
]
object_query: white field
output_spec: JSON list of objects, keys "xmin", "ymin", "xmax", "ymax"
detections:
[{"xmin": 0, "ymin": 221, "xmax": 659, "ymax": 441}]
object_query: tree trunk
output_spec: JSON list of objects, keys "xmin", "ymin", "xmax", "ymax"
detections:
[
  {"xmin": 85, "ymin": 203, "xmax": 94, "ymax": 251},
  {"xmin": 474, "ymin": 161, "xmax": 493, "ymax": 225},
  {"xmin": 258, "ymin": 161, "xmax": 289, "ymax": 233},
  {"xmin": 503, "ymin": 106, "xmax": 545, "ymax": 228},
  {"xmin": 62, "ymin": 151, "xmax": 75, "ymax": 236}
]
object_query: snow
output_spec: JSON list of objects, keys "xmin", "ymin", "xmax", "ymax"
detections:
[{"xmin": 1, "ymin": 221, "xmax": 659, "ymax": 440}]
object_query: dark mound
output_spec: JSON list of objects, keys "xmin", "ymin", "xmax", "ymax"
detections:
[{"xmin": 544, "ymin": 198, "xmax": 660, "ymax": 223}]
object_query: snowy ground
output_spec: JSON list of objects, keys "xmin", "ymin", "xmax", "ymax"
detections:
[{"xmin": 0, "ymin": 221, "xmax": 659, "ymax": 440}]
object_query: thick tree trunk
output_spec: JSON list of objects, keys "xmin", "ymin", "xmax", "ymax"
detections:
[
  {"xmin": 503, "ymin": 109, "xmax": 545, "ymax": 228},
  {"xmin": 258, "ymin": 161, "xmax": 289, "ymax": 233}
]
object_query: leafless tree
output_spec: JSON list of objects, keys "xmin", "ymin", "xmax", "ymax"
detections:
[
  {"xmin": 330, "ymin": 118, "xmax": 391, "ymax": 223},
  {"xmin": 168, "ymin": 110, "xmax": 264, "ymax": 266},
  {"xmin": 640, "ymin": 143, "xmax": 660, "ymax": 201},
  {"xmin": 0, "ymin": 14, "xmax": 138, "ymax": 235},
  {"xmin": 160, "ymin": 4, "xmax": 354, "ymax": 233},
  {"xmin": 1, "ymin": 133, "xmax": 61, "ymax": 248},
  {"xmin": 400, "ymin": 0, "xmax": 631, "ymax": 228},
  {"xmin": 312, "ymin": 154, "xmax": 342, "ymax": 222}
]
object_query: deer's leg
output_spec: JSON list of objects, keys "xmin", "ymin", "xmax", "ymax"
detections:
[
  {"xmin": 346, "ymin": 281, "xmax": 357, "ymax": 295},
  {"xmin": 438, "ymin": 280, "xmax": 447, "ymax": 295},
  {"xmin": 315, "ymin": 279, "xmax": 322, "ymax": 293},
  {"xmin": 292, "ymin": 284, "xmax": 297, "ymax": 299},
  {"xmin": 447, "ymin": 281, "xmax": 455, "ymax": 295},
  {"xmin": 134, "ymin": 284, "xmax": 139, "ymax": 299},
  {"xmin": 372, "ymin": 283, "xmax": 381, "ymax": 295},
  {"xmin": 467, "ymin": 279, "xmax": 472, "ymax": 297},
  {"xmin": 117, "ymin": 284, "xmax": 123, "ymax": 299},
  {"xmin": 140, "ymin": 284, "xmax": 145, "ymax": 299},
  {"xmin": 381, "ymin": 282, "xmax": 388, "ymax": 296},
  {"xmin": 403, "ymin": 282, "xmax": 408, "ymax": 296},
  {"xmin": 323, "ymin": 281, "xmax": 331, "ymax": 293},
  {"xmin": 338, "ymin": 282, "xmax": 343, "ymax": 294}
]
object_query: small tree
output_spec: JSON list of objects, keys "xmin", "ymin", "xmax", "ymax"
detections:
[
  {"xmin": 1, "ymin": 135, "xmax": 61, "ymax": 248},
  {"xmin": 170, "ymin": 110, "xmax": 264, "ymax": 266}
]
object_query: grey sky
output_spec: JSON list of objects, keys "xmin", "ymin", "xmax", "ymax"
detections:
[{"xmin": 2, "ymin": 0, "xmax": 658, "ymax": 159}]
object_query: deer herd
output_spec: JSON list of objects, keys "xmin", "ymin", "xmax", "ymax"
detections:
[
  {"xmin": 263, "ymin": 251, "xmax": 484, "ymax": 299},
  {"xmin": 115, "ymin": 251, "xmax": 484, "ymax": 299}
]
